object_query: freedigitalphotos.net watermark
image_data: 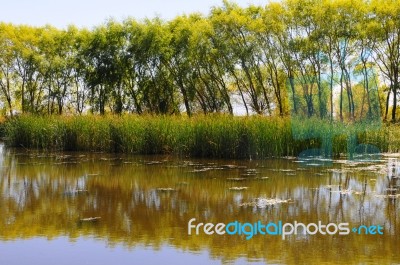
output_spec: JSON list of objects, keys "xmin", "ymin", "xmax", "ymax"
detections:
[{"xmin": 188, "ymin": 218, "xmax": 384, "ymax": 240}]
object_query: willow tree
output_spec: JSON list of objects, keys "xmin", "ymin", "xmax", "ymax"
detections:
[
  {"xmin": 264, "ymin": 2, "xmax": 300, "ymax": 115},
  {"xmin": 370, "ymin": 0, "xmax": 400, "ymax": 122},
  {"xmin": 80, "ymin": 21, "xmax": 128, "ymax": 115},
  {"xmin": 39, "ymin": 26, "xmax": 79, "ymax": 114},
  {"xmin": 168, "ymin": 15, "xmax": 198, "ymax": 116},
  {"xmin": 178, "ymin": 15, "xmax": 233, "ymax": 114},
  {"xmin": 211, "ymin": 2, "xmax": 272, "ymax": 115},
  {"xmin": 136, "ymin": 18, "xmax": 178, "ymax": 114},
  {"xmin": 12, "ymin": 25, "xmax": 47, "ymax": 113},
  {"xmin": 122, "ymin": 19, "xmax": 144, "ymax": 114},
  {"xmin": 0, "ymin": 23, "xmax": 17, "ymax": 115}
]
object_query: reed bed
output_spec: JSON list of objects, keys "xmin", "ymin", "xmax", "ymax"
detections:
[{"xmin": 2, "ymin": 114, "xmax": 396, "ymax": 159}]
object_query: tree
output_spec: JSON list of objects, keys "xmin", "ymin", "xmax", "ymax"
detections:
[
  {"xmin": 0, "ymin": 23, "xmax": 17, "ymax": 115},
  {"xmin": 370, "ymin": 0, "xmax": 400, "ymax": 122}
]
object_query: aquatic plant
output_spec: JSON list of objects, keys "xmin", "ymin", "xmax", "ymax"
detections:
[{"xmin": 3, "ymin": 114, "xmax": 397, "ymax": 159}]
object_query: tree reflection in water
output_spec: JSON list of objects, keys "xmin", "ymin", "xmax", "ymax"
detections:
[{"xmin": 0, "ymin": 145, "xmax": 399, "ymax": 264}]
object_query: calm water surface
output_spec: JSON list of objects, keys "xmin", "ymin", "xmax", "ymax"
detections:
[{"xmin": 0, "ymin": 143, "xmax": 399, "ymax": 264}]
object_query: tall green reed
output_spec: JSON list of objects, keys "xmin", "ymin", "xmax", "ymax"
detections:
[{"xmin": 3, "ymin": 114, "xmax": 395, "ymax": 158}]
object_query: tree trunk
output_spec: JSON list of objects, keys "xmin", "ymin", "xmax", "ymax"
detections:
[
  {"xmin": 392, "ymin": 79, "xmax": 398, "ymax": 122},
  {"xmin": 288, "ymin": 73, "xmax": 297, "ymax": 115},
  {"xmin": 385, "ymin": 85, "xmax": 391, "ymax": 121},
  {"xmin": 340, "ymin": 71, "xmax": 344, "ymax": 122},
  {"xmin": 180, "ymin": 85, "xmax": 191, "ymax": 117}
]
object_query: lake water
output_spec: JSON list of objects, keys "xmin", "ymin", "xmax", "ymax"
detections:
[{"xmin": 0, "ymin": 143, "xmax": 399, "ymax": 264}]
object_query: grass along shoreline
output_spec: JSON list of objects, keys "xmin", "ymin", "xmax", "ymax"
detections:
[{"xmin": 2, "ymin": 115, "xmax": 398, "ymax": 159}]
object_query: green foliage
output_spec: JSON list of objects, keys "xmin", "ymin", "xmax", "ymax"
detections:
[
  {"xmin": 4, "ymin": 115, "xmax": 395, "ymax": 158},
  {"xmin": 0, "ymin": 0, "xmax": 399, "ymax": 120}
]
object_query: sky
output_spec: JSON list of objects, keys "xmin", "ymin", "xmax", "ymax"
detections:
[{"xmin": 1, "ymin": 0, "xmax": 268, "ymax": 28}]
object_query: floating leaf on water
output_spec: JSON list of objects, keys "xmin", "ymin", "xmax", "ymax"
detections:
[
  {"xmin": 241, "ymin": 173, "xmax": 257, "ymax": 177},
  {"xmin": 254, "ymin": 177, "xmax": 269, "ymax": 180},
  {"xmin": 184, "ymin": 161, "xmax": 204, "ymax": 167},
  {"xmin": 145, "ymin": 161, "xmax": 163, "ymax": 165},
  {"xmin": 229, "ymin": 187, "xmax": 248, "ymax": 191},
  {"xmin": 279, "ymin": 169, "xmax": 296, "ymax": 172},
  {"xmin": 255, "ymin": 198, "xmax": 292, "ymax": 207},
  {"xmin": 190, "ymin": 166, "xmax": 224, "ymax": 172},
  {"xmin": 330, "ymin": 189, "xmax": 352, "ymax": 195},
  {"xmin": 382, "ymin": 153, "xmax": 400, "ymax": 158},
  {"xmin": 156, "ymin": 188, "xmax": 176, "ymax": 192},
  {"xmin": 80, "ymin": 217, "xmax": 101, "ymax": 222},
  {"xmin": 296, "ymin": 168, "xmax": 308, "ymax": 171},
  {"xmin": 240, "ymin": 198, "xmax": 292, "ymax": 208},
  {"xmin": 326, "ymin": 169, "xmax": 344, "ymax": 173},
  {"xmin": 221, "ymin": 165, "xmax": 238, "ymax": 169},
  {"xmin": 56, "ymin": 155, "xmax": 72, "ymax": 160},
  {"xmin": 340, "ymin": 189, "xmax": 353, "ymax": 195},
  {"xmin": 190, "ymin": 168, "xmax": 213, "ymax": 173}
]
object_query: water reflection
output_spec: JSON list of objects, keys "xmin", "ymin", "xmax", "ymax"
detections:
[{"xmin": 0, "ymin": 144, "xmax": 399, "ymax": 264}]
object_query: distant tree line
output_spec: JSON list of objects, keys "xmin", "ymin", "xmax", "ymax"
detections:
[{"xmin": 0, "ymin": 0, "xmax": 399, "ymax": 121}]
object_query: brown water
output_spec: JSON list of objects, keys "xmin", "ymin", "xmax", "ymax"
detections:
[{"xmin": 0, "ymin": 143, "xmax": 399, "ymax": 265}]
